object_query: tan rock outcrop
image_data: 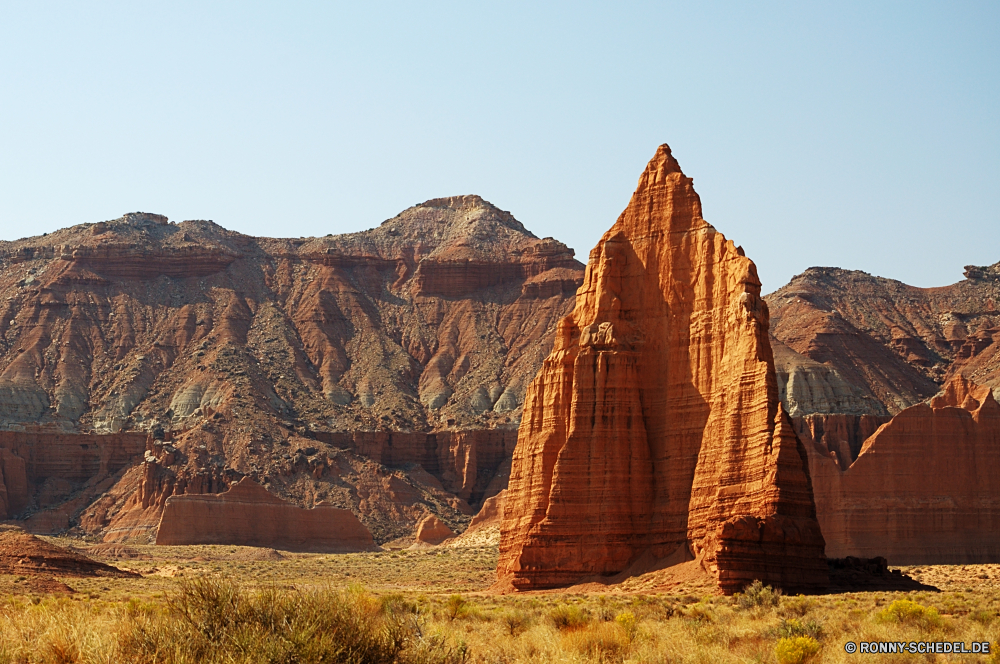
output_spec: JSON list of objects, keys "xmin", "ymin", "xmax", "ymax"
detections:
[
  {"xmin": 497, "ymin": 145, "xmax": 828, "ymax": 594},
  {"xmin": 469, "ymin": 488, "xmax": 505, "ymax": 530},
  {"xmin": 807, "ymin": 376, "xmax": 1000, "ymax": 563},
  {"xmin": 155, "ymin": 477, "xmax": 377, "ymax": 552},
  {"xmin": 413, "ymin": 513, "xmax": 455, "ymax": 545}
]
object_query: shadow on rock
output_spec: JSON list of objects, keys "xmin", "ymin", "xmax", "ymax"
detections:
[{"xmin": 827, "ymin": 556, "xmax": 938, "ymax": 593}]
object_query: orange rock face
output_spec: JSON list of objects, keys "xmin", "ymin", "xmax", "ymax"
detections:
[
  {"xmin": 497, "ymin": 145, "xmax": 828, "ymax": 594},
  {"xmin": 791, "ymin": 414, "xmax": 892, "ymax": 470},
  {"xmin": 413, "ymin": 513, "xmax": 455, "ymax": 545},
  {"xmin": 807, "ymin": 376, "xmax": 1000, "ymax": 563},
  {"xmin": 155, "ymin": 477, "xmax": 377, "ymax": 552}
]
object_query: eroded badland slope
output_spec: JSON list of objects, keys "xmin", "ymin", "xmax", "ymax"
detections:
[{"xmin": 0, "ymin": 198, "xmax": 582, "ymax": 544}]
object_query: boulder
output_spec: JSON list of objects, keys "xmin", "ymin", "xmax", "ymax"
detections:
[
  {"xmin": 413, "ymin": 513, "xmax": 455, "ymax": 545},
  {"xmin": 496, "ymin": 144, "xmax": 828, "ymax": 594}
]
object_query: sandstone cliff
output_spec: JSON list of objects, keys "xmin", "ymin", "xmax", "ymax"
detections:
[
  {"xmin": 155, "ymin": 477, "xmax": 376, "ymax": 552},
  {"xmin": 0, "ymin": 430, "xmax": 147, "ymax": 528},
  {"xmin": 807, "ymin": 376, "xmax": 1000, "ymax": 563},
  {"xmin": 496, "ymin": 145, "xmax": 828, "ymax": 594},
  {"xmin": 0, "ymin": 201, "xmax": 582, "ymax": 543}
]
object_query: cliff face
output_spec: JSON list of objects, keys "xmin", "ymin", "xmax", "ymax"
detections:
[
  {"xmin": 496, "ymin": 145, "xmax": 828, "ymax": 594},
  {"xmin": 766, "ymin": 264, "xmax": 1000, "ymax": 419},
  {"xmin": 0, "ymin": 430, "xmax": 147, "ymax": 529},
  {"xmin": 0, "ymin": 201, "xmax": 583, "ymax": 543},
  {"xmin": 155, "ymin": 477, "xmax": 377, "ymax": 552},
  {"xmin": 808, "ymin": 376, "xmax": 1000, "ymax": 563}
]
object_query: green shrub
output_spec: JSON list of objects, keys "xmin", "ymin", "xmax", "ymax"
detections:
[
  {"xmin": 735, "ymin": 580, "xmax": 781, "ymax": 610},
  {"xmin": 776, "ymin": 618, "xmax": 823, "ymax": 640},
  {"xmin": 775, "ymin": 636, "xmax": 820, "ymax": 664},
  {"xmin": 875, "ymin": 599, "xmax": 943, "ymax": 629},
  {"xmin": 683, "ymin": 601, "xmax": 715, "ymax": 623},
  {"xmin": 780, "ymin": 595, "xmax": 816, "ymax": 617},
  {"xmin": 971, "ymin": 609, "xmax": 995, "ymax": 625}
]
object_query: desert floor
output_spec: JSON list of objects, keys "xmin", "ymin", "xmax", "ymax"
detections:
[{"xmin": 0, "ymin": 539, "xmax": 999, "ymax": 663}]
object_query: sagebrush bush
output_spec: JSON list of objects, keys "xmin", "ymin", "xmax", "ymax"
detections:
[
  {"xmin": 500, "ymin": 609, "xmax": 530, "ymax": 636},
  {"xmin": 775, "ymin": 618, "xmax": 823, "ymax": 640},
  {"xmin": 683, "ymin": 601, "xmax": 715, "ymax": 623},
  {"xmin": 116, "ymin": 578, "xmax": 464, "ymax": 664},
  {"xmin": 774, "ymin": 636, "xmax": 820, "ymax": 664},
  {"xmin": 445, "ymin": 595, "xmax": 467, "ymax": 621},
  {"xmin": 875, "ymin": 598, "xmax": 943, "ymax": 629},
  {"xmin": 971, "ymin": 609, "xmax": 995, "ymax": 625},
  {"xmin": 548, "ymin": 604, "xmax": 590, "ymax": 631},
  {"xmin": 735, "ymin": 580, "xmax": 781, "ymax": 610},
  {"xmin": 780, "ymin": 595, "xmax": 816, "ymax": 617}
]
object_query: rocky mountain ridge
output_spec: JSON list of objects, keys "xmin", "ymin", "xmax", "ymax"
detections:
[
  {"xmin": 766, "ymin": 263, "xmax": 1000, "ymax": 419},
  {"xmin": 0, "ymin": 199, "xmax": 583, "ymax": 543}
]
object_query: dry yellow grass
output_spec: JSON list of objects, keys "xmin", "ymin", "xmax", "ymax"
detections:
[{"xmin": 0, "ymin": 540, "xmax": 999, "ymax": 663}]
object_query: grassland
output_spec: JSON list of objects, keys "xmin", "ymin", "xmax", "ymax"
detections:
[{"xmin": 1, "ymin": 541, "xmax": 1000, "ymax": 663}]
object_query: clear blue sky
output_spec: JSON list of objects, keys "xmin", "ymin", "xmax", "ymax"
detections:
[{"xmin": 1, "ymin": 2, "xmax": 997, "ymax": 291}]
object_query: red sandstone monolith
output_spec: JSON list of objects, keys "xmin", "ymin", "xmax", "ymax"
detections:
[{"xmin": 496, "ymin": 144, "xmax": 828, "ymax": 594}]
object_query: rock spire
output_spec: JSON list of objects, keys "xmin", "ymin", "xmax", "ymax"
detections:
[{"xmin": 496, "ymin": 144, "xmax": 828, "ymax": 594}]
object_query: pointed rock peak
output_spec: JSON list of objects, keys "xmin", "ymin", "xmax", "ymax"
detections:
[
  {"xmin": 635, "ymin": 144, "xmax": 685, "ymax": 193},
  {"xmin": 930, "ymin": 375, "xmax": 994, "ymax": 411}
]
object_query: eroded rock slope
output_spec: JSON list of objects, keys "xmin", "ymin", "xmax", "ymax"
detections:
[{"xmin": 0, "ymin": 199, "xmax": 582, "ymax": 543}]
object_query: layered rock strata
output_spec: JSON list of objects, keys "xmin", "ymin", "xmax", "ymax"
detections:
[
  {"xmin": 807, "ymin": 376, "xmax": 1000, "ymax": 563},
  {"xmin": 0, "ymin": 200, "xmax": 581, "ymax": 544},
  {"xmin": 767, "ymin": 263, "xmax": 1000, "ymax": 417},
  {"xmin": 791, "ymin": 414, "xmax": 892, "ymax": 470},
  {"xmin": 315, "ymin": 429, "xmax": 516, "ymax": 505},
  {"xmin": 0, "ymin": 429, "xmax": 147, "ymax": 522},
  {"xmin": 497, "ymin": 145, "xmax": 828, "ymax": 594},
  {"xmin": 155, "ymin": 477, "xmax": 377, "ymax": 552}
]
